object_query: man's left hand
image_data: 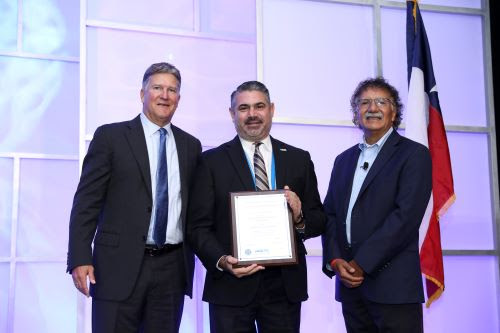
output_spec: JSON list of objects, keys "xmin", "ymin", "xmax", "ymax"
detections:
[
  {"xmin": 348, "ymin": 260, "xmax": 365, "ymax": 278},
  {"xmin": 284, "ymin": 185, "xmax": 302, "ymax": 223}
]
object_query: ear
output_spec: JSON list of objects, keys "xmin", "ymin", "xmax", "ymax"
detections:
[
  {"xmin": 140, "ymin": 89, "xmax": 145, "ymax": 103},
  {"xmin": 391, "ymin": 108, "xmax": 396, "ymax": 122},
  {"xmin": 229, "ymin": 107, "xmax": 236, "ymax": 122},
  {"xmin": 270, "ymin": 102, "xmax": 275, "ymax": 118}
]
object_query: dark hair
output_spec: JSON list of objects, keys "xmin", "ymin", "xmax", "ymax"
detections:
[
  {"xmin": 350, "ymin": 77, "xmax": 403, "ymax": 129},
  {"xmin": 142, "ymin": 62, "xmax": 181, "ymax": 90},
  {"xmin": 230, "ymin": 81, "xmax": 271, "ymax": 108}
]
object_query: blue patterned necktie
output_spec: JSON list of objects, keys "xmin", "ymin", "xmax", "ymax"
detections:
[
  {"xmin": 254, "ymin": 142, "xmax": 270, "ymax": 191},
  {"xmin": 153, "ymin": 128, "xmax": 168, "ymax": 247}
]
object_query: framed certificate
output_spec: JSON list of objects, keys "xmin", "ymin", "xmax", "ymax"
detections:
[{"xmin": 230, "ymin": 190, "xmax": 298, "ymax": 266}]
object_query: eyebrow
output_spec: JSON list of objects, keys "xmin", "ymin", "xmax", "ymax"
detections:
[{"xmin": 238, "ymin": 102, "xmax": 266, "ymax": 107}]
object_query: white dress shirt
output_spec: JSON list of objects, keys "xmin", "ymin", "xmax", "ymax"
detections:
[
  {"xmin": 140, "ymin": 113, "xmax": 183, "ymax": 245},
  {"xmin": 239, "ymin": 135, "xmax": 274, "ymax": 190}
]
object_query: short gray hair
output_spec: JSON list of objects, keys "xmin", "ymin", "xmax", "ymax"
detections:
[
  {"xmin": 142, "ymin": 62, "xmax": 181, "ymax": 90},
  {"xmin": 230, "ymin": 81, "xmax": 270, "ymax": 108}
]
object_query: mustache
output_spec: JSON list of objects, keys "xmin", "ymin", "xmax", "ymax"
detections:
[
  {"xmin": 245, "ymin": 116, "xmax": 263, "ymax": 124},
  {"xmin": 364, "ymin": 111, "xmax": 383, "ymax": 120}
]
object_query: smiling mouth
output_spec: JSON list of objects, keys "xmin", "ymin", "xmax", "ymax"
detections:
[
  {"xmin": 364, "ymin": 112, "xmax": 383, "ymax": 120},
  {"xmin": 245, "ymin": 121, "xmax": 262, "ymax": 126}
]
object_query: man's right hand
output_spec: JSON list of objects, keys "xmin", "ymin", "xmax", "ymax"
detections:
[
  {"xmin": 332, "ymin": 259, "xmax": 364, "ymax": 288},
  {"xmin": 71, "ymin": 265, "xmax": 96, "ymax": 297},
  {"xmin": 219, "ymin": 255, "xmax": 265, "ymax": 278}
]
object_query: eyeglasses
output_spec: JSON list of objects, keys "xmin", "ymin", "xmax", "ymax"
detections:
[{"xmin": 356, "ymin": 98, "xmax": 394, "ymax": 110}]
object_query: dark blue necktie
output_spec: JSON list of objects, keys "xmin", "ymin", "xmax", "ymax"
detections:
[{"xmin": 153, "ymin": 128, "xmax": 168, "ymax": 247}]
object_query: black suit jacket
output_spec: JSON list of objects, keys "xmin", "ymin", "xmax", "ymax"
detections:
[
  {"xmin": 67, "ymin": 115, "xmax": 201, "ymax": 300},
  {"xmin": 187, "ymin": 136, "xmax": 325, "ymax": 306},
  {"xmin": 322, "ymin": 130, "xmax": 432, "ymax": 304}
]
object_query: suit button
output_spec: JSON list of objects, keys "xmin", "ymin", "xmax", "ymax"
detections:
[{"xmin": 147, "ymin": 206, "xmax": 152, "ymax": 212}]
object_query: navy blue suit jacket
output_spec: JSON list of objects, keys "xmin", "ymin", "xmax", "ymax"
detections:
[{"xmin": 322, "ymin": 130, "xmax": 432, "ymax": 304}]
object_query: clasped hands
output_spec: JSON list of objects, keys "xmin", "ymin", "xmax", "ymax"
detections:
[{"xmin": 331, "ymin": 259, "xmax": 365, "ymax": 288}]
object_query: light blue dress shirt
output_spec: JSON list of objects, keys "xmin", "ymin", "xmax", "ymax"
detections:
[
  {"xmin": 140, "ymin": 113, "xmax": 183, "ymax": 245},
  {"xmin": 345, "ymin": 127, "xmax": 393, "ymax": 244}
]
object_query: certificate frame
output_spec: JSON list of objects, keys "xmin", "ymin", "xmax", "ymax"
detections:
[{"xmin": 230, "ymin": 190, "xmax": 298, "ymax": 266}]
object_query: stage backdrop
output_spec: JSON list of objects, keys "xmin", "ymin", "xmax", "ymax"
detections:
[{"xmin": 0, "ymin": 0, "xmax": 497, "ymax": 332}]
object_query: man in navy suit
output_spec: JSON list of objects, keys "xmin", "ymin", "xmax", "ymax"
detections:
[
  {"xmin": 67, "ymin": 62, "xmax": 201, "ymax": 332},
  {"xmin": 187, "ymin": 81, "xmax": 325, "ymax": 332},
  {"xmin": 322, "ymin": 78, "xmax": 432, "ymax": 333}
]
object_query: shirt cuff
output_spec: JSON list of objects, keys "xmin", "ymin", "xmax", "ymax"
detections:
[
  {"xmin": 328, "ymin": 258, "xmax": 339, "ymax": 271},
  {"xmin": 216, "ymin": 255, "xmax": 227, "ymax": 271},
  {"xmin": 294, "ymin": 211, "xmax": 305, "ymax": 233}
]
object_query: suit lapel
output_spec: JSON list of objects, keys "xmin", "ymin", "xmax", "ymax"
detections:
[
  {"xmin": 271, "ymin": 137, "xmax": 286, "ymax": 190},
  {"xmin": 226, "ymin": 136, "xmax": 255, "ymax": 191},
  {"xmin": 172, "ymin": 125, "xmax": 188, "ymax": 210},
  {"xmin": 125, "ymin": 115, "xmax": 152, "ymax": 200},
  {"xmin": 357, "ymin": 130, "xmax": 400, "ymax": 198},
  {"xmin": 341, "ymin": 147, "xmax": 361, "ymax": 219}
]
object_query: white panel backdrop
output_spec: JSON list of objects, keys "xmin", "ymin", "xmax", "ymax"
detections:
[{"xmin": 0, "ymin": 0, "xmax": 497, "ymax": 332}]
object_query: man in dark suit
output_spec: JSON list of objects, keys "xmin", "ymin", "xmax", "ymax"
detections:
[
  {"xmin": 322, "ymin": 77, "xmax": 432, "ymax": 333},
  {"xmin": 187, "ymin": 81, "xmax": 325, "ymax": 332},
  {"xmin": 67, "ymin": 62, "xmax": 201, "ymax": 332}
]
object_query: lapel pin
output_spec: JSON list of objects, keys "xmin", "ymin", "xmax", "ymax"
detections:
[{"xmin": 280, "ymin": 148, "xmax": 287, "ymax": 151}]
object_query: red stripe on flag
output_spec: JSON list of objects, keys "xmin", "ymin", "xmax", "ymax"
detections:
[
  {"xmin": 420, "ymin": 104, "xmax": 456, "ymax": 307},
  {"xmin": 428, "ymin": 105, "xmax": 455, "ymax": 216},
  {"xmin": 420, "ymin": 209, "xmax": 444, "ymax": 305}
]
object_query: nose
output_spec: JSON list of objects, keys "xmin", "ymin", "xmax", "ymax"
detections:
[
  {"xmin": 366, "ymin": 100, "xmax": 377, "ymax": 111},
  {"xmin": 160, "ymin": 88, "xmax": 170, "ymax": 99},
  {"xmin": 248, "ymin": 106, "xmax": 257, "ymax": 117}
]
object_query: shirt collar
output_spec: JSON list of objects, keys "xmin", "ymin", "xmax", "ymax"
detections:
[
  {"xmin": 239, "ymin": 135, "xmax": 272, "ymax": 153},
  {"xmin": 359, "ymin": 127, "xmax": 393, "ymax": 151},
  {"xmin": 140, "ymin": 113, "xmax": 172, "ymax": 137}
]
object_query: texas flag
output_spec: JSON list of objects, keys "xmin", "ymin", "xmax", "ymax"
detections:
[{"xmin": 405, "ymin": 0, "xmax": 455, "ymax": 307}]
